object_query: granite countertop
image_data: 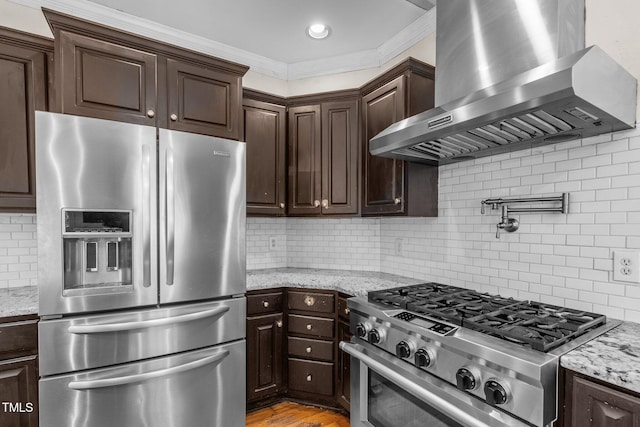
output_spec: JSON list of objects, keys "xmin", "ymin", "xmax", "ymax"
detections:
[
  {"xmin": 0, "ymin": 286, "xmax": 38, "ymax": 318},
  {"xmin": 561, "ymin": 322, "xmax": 640, "ymax": 394},
  {"xmin": 247, "ymin": 267, "xmax": 422, "ymax": 297}
]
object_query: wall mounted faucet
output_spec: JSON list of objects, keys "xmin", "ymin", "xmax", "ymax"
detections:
[{"xmin": 481, "ymin": 193, "xmax": 569, "ymax": 238}]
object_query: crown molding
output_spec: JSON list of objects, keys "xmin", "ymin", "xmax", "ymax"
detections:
[{"xmin": 9, "ymin": 0, "xmax": 435, "ymax": 81}]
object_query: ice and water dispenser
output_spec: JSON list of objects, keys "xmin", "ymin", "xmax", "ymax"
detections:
[{"xmin": 62, "ymin": 210, "xmax": 133, "ymax": 295}]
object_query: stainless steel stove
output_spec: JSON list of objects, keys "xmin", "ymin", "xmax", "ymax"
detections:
[{"xmin": 341, "ymin": 283, "xmax": 619, "ymax": 427}]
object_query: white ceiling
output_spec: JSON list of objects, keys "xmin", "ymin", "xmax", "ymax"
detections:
[{"xmin": 84, "ymin": 0, "xmax": 429, "ymax": 64}]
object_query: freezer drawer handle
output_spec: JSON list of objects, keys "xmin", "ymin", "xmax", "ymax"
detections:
[
  {"xmin": 68, "ymin": 306, "xmax": 230, "ymax": 334},
  {"xmin": 68, "ymin": 350, "xmax": 229, "ymax": 390},
  {"xmin": 339, "ymin": 342, "xmax": 493, "ymax": 427}
]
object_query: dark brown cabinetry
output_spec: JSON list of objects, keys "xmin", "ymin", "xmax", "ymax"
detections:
[
  {"xmin": 45, "ymin": 10, "xmax": 247, "ymax": 139},
  {"xmin": 246, "ymin": 288, "xmax": 352, "ymax": 412},
  {"xmin": 286, "ymin": 290, "xmax": 336, "ymax": 403},
  {"xmin": 564, "ymin": 369, "xmax": 640, "ymax": 427},
  {"xmin": 336, "ymin": 294, "xmax": 352, "ymax": 411},
  {"xmin": 246, "ymin": 290, "xmax": 284, "ymax": 405},
  {"xmin": 243, "ymin": 90, "xmax": 287, "ymax": 216},
  {"xmin": 287, "ymin": 93, "xmax": 359, "ymax": 216},
  {"xmin": 361, "ymin": 59, "xmax": 438, "ymax": 216},
  {"xmin": 0, "ymin": 315, "xmax": 39, "ymax": 427},
  {"xmin": 0, "ymin": 28, "xmax": 51, "ymax": 213}
]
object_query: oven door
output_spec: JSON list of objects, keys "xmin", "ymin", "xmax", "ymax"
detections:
[{"xmin": 341, "ymin": 341, "xmax": 532, "ymax": 427}]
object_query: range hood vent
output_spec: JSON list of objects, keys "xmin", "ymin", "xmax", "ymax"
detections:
[{"xmin": 371, "ymin": 1, "xmax": 637, "ymax": 164}]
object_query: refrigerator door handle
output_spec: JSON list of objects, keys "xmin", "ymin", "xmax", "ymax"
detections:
[
  {"xmin": 142, "ymin": 144, "xmax": 152, "ymax": 287},
  {"xmin": 165, "ymin": 147, "xmax": 175, "ymax": 286},
  {"xmin": 68, "ymin": 350, "xmax": 229, "ymax": 390},
  {"xmin": 67, "ymin": 306, "xmax": 230, "ymax": 334}
]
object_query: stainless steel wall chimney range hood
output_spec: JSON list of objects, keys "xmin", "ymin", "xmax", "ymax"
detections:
[{"xmin": 371, "ymin": 0, "xmax": 637, "ymax": 165}]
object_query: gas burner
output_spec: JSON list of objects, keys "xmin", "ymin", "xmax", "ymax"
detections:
[{"xmin": 368, "ymin": 283, "xmax": 607, "ymax": 352}]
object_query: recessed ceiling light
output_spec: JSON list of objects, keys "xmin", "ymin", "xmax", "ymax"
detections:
[{"xmin": 307, "ymin": 23, "xmax": 330, "ymax": 40}]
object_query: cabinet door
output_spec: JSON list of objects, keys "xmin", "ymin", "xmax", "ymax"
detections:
[
  {"xmin": 361, "ymin": 75, "xmax": 407, "ymax": 215},
  {"xmin": 246, "ymin": 313, "xmax": 283, "ymax": 403},
  {"xmin": 321, "ymin": 99, "xmax": 359, "ymax": 215},
  {"xmin": 0, "ymin": 356, "xmax": 38, "ymax": 427},
  {"xmin": 336, "ymin": 320, "xmax": 352, "ymax": 411},
  {"xmin": 166, "ymin": 59, "xmax": 242, "ymax": 139},
  {"xmin": 572, "ymin": 376, "xmax": 640, "ymax": 427},
  {"xmin": 58, "ymin": 30, "xmax": 157, "ymax": 125},
  {"xmin": 288, "ymin": 105, "xmax": 322, "ymax": 215},
  {"xmin": 243, "ymin": 98, "xmax": 287, "ymax": 216},
  {"xmin": 0, "ymin": 38, "xmax": 47, "ymax": 212}
]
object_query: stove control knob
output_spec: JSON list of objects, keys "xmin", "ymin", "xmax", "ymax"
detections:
[
  {"xmin": 455, "ymin": 368, "xmax": 478, "ymax": 391},
  {"xmin": 355, "ymin": 322, "xmax": 371, "ymax": 339},
  {"xmin": 395, "ymin": 340, "xmax": 415, "ymax": 359},
  {"xmin": 484, "ymin": 380, "xmax": 510, "ymax": 406},
  {"xmin": 415, "ymin": 348, "xmax": 434, "ymax": 368},
  {"xmin": 368, "ymin": 328, "xmax": 385, "ymax": 345}
]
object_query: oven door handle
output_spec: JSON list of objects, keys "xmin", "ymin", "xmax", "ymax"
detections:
[
  {"xmin": 340, "ymin": 342, "xmax": 494, "ymax": 427},
  {"xmin": 68, "ymin": 350, "xmax": 229, "ymax": 390},
  {"xmin": 67, "ymin": 306, "xmax": 230, "ymax": 334}
]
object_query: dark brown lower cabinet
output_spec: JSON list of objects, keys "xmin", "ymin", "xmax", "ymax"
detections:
[
  {"xmin": 246, "ymin": 312, "xmax": 284, "ymax": 404},
  {"xmin": 336, "ymin": 320, "xmax": 352, "ymax": 411},
  {"xmin": 564, "ymin": 369, "xmax": 640, "ymax": 427},
  {"xmin": 0, "ymin": 315, "xmax": 39, "ymax": 427},
  {"xmin": 246, "ymin": 288, "xmax": 352, "ymax": 413}
]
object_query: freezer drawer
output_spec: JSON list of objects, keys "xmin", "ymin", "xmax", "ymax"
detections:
[
  {"xmin": 39, "ymin": 298, "xmax": 245, "ymax": 376},
  {"xmin": 39, "ymin": 340, "xmax": 245, "ymax": 427}
]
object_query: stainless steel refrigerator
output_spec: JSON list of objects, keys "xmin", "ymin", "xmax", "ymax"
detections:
[{"xmin": 35, "ymin": 111, "xmax": 246, "ymax": 427}]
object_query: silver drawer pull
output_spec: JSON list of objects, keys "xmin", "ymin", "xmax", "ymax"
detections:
[
  {"xmin": 306, "ymin": 324, "xmax": 312, "ymax": 331},
  {"xmin": 304, "ymin": 296, "xmax": 315, "ymax": 306},
  {"xmin": 306, "ymin": 374, "xmax": 312, "ymax": 382},
  {"xmin": 276, "ymin": 320, "xmax": 283, "ymax": 328},
  {"xmin": 306, "ymin": 346, "xmax": 312, "ymax": 353},
  {"xmin": 262, "ymin": 301, "xmax": 270, "ymax": 308},
  {"xmin": 345, "ymin": 307, "xmax": 350, "ymax": 315}
]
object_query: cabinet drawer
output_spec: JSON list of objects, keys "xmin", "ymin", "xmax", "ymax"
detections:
[
  {"xmin": 0, "ymin": 318, "xmax": 38, "ymax": 359},
  {"xmin": 337, "ymin": 295, "xmax": 351, "ymax": 320},
  {"xmin": 288, "ymin": 290, "xmax": 334, "ymax": 314},
  {"xmin": 288, "ymin": 358, "xmax": 334, "ymax": 396},
  {"xmin": 247, "ymin": 291, "xmax": 283, "ymax": 315},
  {"xmin": 288, "ymin": 336, "xmax": 333, "ymax": 362},
  {"xmin": 288, "ymin": 314, "xmax": 334, "ymax": 339}
]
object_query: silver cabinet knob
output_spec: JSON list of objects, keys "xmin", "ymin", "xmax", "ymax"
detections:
[
  {"xmin": 170, "ymin": 113, "xmax": 178, "ymax": 121},
  {"xmin": 394, "ymin": 198, "xmax": 401, "ymax": 205},
  {"xmin": 314, "ymin": 200, "xmax": 320, "ymax": 207},
  {"xmin": 306, "ymin": 374, "xmax": 312, "ymax": 382},
  {"xmin": 321, "ymin": 199, "xmax": 328, "ymax": 209},
  {"xmin": 262, "ymin": 301, "xmax": 269, "ymax": 308},
  {"xmin": 345, "ymin": 307, "xmax": 350, "ymax": 315},
  {"xmin": 276, "ymin": 320, "xmax": 283, "ymax": 328},
  {"xmin": 306, "ymin": 346, "xmax": 312, "ymax": 354},
  {"xmin": 306, "ymin": 324, "xmax": 312, "ymax": 331},
  {"xmin": 279, "ymin": 202, "xmax": 285, "ymax": 209},
  {"xmin": 146, "ymin": 109, "xmax": 155, "ymax": 118},
  {"xmin": 304, "ymin": 295, "xmax": 315, "ymax": 306}
]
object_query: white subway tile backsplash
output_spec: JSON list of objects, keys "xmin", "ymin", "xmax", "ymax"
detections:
[{"xmin": 0, "ymin": 214, "xmax": 37, "ymax": 289}]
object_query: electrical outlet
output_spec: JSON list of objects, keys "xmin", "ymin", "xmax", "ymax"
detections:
[
  {"xmin": 268, "ymin": 236, "xmax": 278, "ymax": 251},
  {"xmin": 613, "ymin": 251, "xmax": 640, "ymax": 283}
]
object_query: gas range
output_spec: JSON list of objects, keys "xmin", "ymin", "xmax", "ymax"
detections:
[{"xmin": 347, "ymin": 283, "xmax": 619, "ymax": 426}]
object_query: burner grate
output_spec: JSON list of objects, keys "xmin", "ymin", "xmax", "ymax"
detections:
[{"xmin": 368, "ymin": 284, "xmax": 607, "ymax": 352}]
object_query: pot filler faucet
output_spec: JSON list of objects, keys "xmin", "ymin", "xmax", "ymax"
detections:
[{"xmin": 481, "ymin": 193, "xmax": 569, "ymax": 238}]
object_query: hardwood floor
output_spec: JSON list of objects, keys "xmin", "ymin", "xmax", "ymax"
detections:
[{"xmin": 246, "ymin": 401, "xmax": 350, "ymax": 427}]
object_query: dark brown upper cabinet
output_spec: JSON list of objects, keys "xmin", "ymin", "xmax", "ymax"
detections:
[
  {"xmin": 287, "ymin": 92, "xmax": 359, "ymax": 216},
  {"xmin": 0, "ymin": 27, "xmax": 52, "ymax": 213},
  {"xmin": 243, "ymin": 90, "xmax": 287, "ymax": 216},
  {"xmin": 361, "ymin": 59, "xmax": 438, "ymax": 216},
  {"xmin": 44, "ymin": 9, "xmax": 247, "ymax": 140}
]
